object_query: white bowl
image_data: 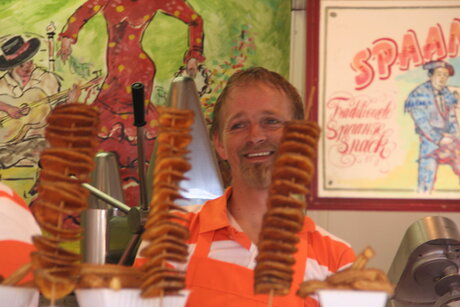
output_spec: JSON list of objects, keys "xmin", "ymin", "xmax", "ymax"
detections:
[
  {"xmin": 0, "ymin": 284, "xmax": 39, "ymax": 307},
  {"xmin": 318, "ymin": 289, "xmax": 388, "ymax": 307},
  {"xmin": 76, "ymin": 288, "xmax": 190, "ymax": 307}
]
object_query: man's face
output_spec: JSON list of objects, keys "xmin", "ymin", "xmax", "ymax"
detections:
[
  {"xmin": 431, "ymin": 67, "xmax": 450, "ymax": 91},
  {"xmin": 213, "ymin": 82, "xmax": 293, "ymax": 189},
  {"xmin": 14, "ymin": 60, "xmax": 34, "ymax": 78}
]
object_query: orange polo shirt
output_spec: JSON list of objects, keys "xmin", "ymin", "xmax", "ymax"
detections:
[{"xmin": 135, "ymin": 187, "xmax": 355, "ymax": 306}]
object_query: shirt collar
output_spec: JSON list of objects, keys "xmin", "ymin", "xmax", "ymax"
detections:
[
  {"xmin": 4, "ymin": 72, "xmax": 19, "ymax": 87},
  {"xmin": 302, "ymin": 215, "xmax": 316, "ymax": 233},
  {"xmin": 199, "ymin": 186, "xmax": 316, "ymax": 234},
  {"xmin": 199, "ymin": 186, "xmax": 233, "ymax": 233}
]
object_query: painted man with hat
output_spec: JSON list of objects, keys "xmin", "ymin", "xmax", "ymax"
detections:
[
  {"xmin": 0, "ymin": 35, "xmax": 61, "ymax": 168},
  {"xmin": 404, "ymin": 60, "xmax": 459, "ymax": 193}
]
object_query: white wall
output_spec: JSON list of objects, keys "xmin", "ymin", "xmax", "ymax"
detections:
[{"xmin": 289, "ymin": 1, "xmax": 460, "ymax": 272}]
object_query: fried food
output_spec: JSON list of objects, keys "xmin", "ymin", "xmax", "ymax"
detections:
[
  {"xmin": 46, "ymin": 113, "xmax": 98, "ymax": 129},
  {"xmin": 141, "ymin": 267, "xmax": 185, "ymax": 292},
  {"xmin": 154, "ymin": 156, "xmax": 191, "ymax": 175},
  {"xmin": 31, "ymin": 251, "xmax": 81, "ymax": 269},
  {"xmin": 141, "ymin": 253, "xmax": 188, "ymax": 273},
  {"xmin": 140, "ymin": 241, "xmax": 188, "ymax": 258},
  {"xmin": 352, "ymin": 279, "xmax": 395, "ymax": 293},
  {"xmin": 142, "ymin": 221, "xmax": 190, "ymax": 241},
  {"xmin": 253, "ymin": 280, "xmax": 291, "ymax": 296},
  {"xmin": 264, "ymin": 207, "xmax": 305, "ymax": 224},
  {"xmin": 51, "ymin": 102, "xmax": 100, "ymax": 117},
  {"xmin": 32, "ymin": 236, "xmax": 81, "ymax": 259},
  {"xmin": 156, "ymin": 132, "xmax": 192, "ymax": 149},
  {"xmin": 39, "ymin": 148, "xmax": 95, "ymax": 178},
  {"xmin": 1, "ymin": 263, "xmax": 32, "ymax": 286},
  {"xmin": 351, "ymin": 246, "xmax": 375, "ymax": 269},
  {"xmin": 38, "ymin": 169, "xmax": 85, "ymax": 185},
  {"xmin": 327, "ymin": 268, "xmax": 384, "ymax": 285},
  {"xmin": 38, "ymin": 222, "xmax": 83, "ymax": 240},
  {"xmin": 150, "ymin": 188, "xmax": 185, "ymax": 207},
  {"xmin": 259, "ymin": 227, "xmax": 301, "ymax": 244},
  {"xmin": 268, "ymin": 194, "xmax": 305, "ymax": 209},
  {"xmin": 144, "ymin": 211, "xmax": 189, "ymax": 229},
  {"xmin": 277, "ymin": 141, "xmax": 316, "ymax": 158},
  {"xmin": 140, "ymin": 107, "xmax": 194, "ymax": 298},
  {"xmin": 34, "ymin": 267, "xmax": 80, "ymax": 300},
  {"xmin": 36, "ymin": 183, "xmax": 88, "ymax": 210},
  {"xmin": 77, "ymin": 264, "xmax": 143, "ymax": 289},
  {"xmin": 141, "ymin": 280, "xmax": 186, "ymax": 297},
  {"xmin": 254, "ymin": 120, "xmax": 321, "ymax": 296},
  {"xmin": 296, "ymin": 280, "xmax": 330, "ymax": 298},
  {"xmin": 274, "ymin": 153, "xmax": 315, "ymax": 174},
  {"xmin": 45, "ymin": 125, "xmax": 97, "ymax": 137},
  {"xmin": 31, "ymin": 103, "xmax": 100, "ymax": 300},
  {"xmin": 157, "ymin": 106, "xmax": 194, "ymax": 128},
  {"xmin": 45, "ymin": 131, "xmax": 98, "ymax": 155},
  {"xmin": 263, "ymin": 216, "xmax": 303, "ymax": 233},
  {"xmin": 271, "ymin": 166, "xmax": 313, "ymax": 186},
  {"xmin": 153, "ymin": 169, "xmax": 189, "ymax": 187},
  {"xmin": 269, "ymin": 179, "xmax": 310, "ymax": 196},
  {"xmin": 256, "ymin": 252, "xmax": 295, "ymax": 265},
  {"xmin": 258, "ymin": 240, "xmax": 298, "ymax": 254},
  {"xmin": 296, "ymin": 247, "xmax": 394, "ymax": 298}
]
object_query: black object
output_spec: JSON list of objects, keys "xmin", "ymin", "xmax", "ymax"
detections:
[{"xmin": 131, "ymin": 82, "xmax": 146, "ymax": 127}]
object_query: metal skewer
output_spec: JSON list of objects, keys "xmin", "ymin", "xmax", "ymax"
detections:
[
  {"xmin": 132, "ymin": 82, "xmax": 149, "ymax": 212},
  {"xmin": 117, "ymin": 82, "xmax": 149, "ymax": 265},
  {"xmin": 77, "ymin": 179, "xmax": 130, "ymax": 214}
]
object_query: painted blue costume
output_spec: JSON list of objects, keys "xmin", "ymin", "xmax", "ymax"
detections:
[{"xmin": 404, "ymin": 80, "xmax": 458, "ymax": 192}]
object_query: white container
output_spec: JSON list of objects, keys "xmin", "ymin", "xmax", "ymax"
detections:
[
  {"xmin": 76, "ymin": 288, "xmax": 190, "ymax": 307},
  {"xmin": 318, "ymin": 290, "xmax": 388, "ymax": 307},
  {"xmin": 0, "ymin": 285, "xmax": 39, "ymax": 307}
]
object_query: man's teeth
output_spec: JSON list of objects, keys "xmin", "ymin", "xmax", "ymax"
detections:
[{"xmin": 247, "ymin": 152, "xmax": 271, "ymax": 157}]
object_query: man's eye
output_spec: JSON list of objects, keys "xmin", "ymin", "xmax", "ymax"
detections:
[
  {"xmin": 262, "ymin": 118, "xmax": 283, "ymax": 127},
  {"xmin": 229, "ymin": 122, "xmax": 246, "ymax": 131}
]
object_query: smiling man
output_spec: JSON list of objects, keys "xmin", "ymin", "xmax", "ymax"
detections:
[
  {"xmin": 209, "ymin": 70, "xmax": 304, "ymax": 244},
  {"xmin": 135, "ymin": 67, "xmax": 355, "ymax": 306}
]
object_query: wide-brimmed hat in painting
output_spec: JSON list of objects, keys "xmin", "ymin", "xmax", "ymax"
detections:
[{"xmin": 0, "ymin": 35, "xmax": 40, "ymax": 71}]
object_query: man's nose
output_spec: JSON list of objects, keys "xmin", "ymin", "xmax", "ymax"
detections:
[{"xmin": 248, "ymin": 123, "xmax": 266, "ymax": 144}]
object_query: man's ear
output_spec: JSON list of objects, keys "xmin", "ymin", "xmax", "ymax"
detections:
[{"xmin": 213, "ymin": 132, "xmax": 227, "ymax": 160}]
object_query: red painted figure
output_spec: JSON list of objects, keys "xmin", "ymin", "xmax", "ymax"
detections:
[{"xmin": 58, "ymin": 0, "xmax": 205, "ymax": 206}]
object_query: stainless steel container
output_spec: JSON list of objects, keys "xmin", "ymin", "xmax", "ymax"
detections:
[
  {"xmin": 81, "ymin": 152, "xmax": 130, "ymax": 264},
  {"xmin": 147, "ymin": 76, "xmax": 224, "ymax": 205}
]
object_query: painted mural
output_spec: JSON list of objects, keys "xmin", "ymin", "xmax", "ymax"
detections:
[{"xmin": 0, "ymin": 0, "xmax": 291, "ymax": 210}]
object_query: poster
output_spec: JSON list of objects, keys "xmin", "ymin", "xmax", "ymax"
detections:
[{"xmin": 316, "ymin": 0, "xmax": 460, "ymax": 203}]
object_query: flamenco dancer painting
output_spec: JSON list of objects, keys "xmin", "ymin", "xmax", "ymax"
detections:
[{"xmin": 57, "ymin": 0, "xmax": 205, "ymax": 207}]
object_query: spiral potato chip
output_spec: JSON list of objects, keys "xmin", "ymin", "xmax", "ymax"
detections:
[
  {"xmin": 31, "ymin": 103, "xmax": 100, "ymax": 300},
  {"xmin": 254, "ymin": 120, "xmax": 321, "ymax": 296},
  {"xmin": 140, "ymin": 107, "xmax": 194, "ymax": 298}
]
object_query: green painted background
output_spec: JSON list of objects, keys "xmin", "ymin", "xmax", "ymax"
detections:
[{"xmin": 0, "ymin": 0, "xmax": 292, "ymax": 202}]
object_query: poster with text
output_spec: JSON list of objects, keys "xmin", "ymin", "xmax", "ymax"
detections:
[{"xmin": 318, "ymin": 0, "xmax": 460, "ymax": 201}]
